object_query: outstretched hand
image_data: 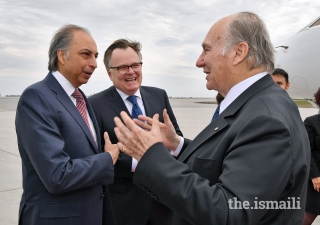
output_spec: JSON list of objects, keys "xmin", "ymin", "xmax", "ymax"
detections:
[
  {"xmin": 103, "ymin": 132, "xmax": 119, "ymax": 165},
  {"xmin": 134, "ymin": 109, "xmax": 181, "ymax": 151},
  {"xmin": 114, "ymin": 111, "xmax": 162, "ymax": 161}
]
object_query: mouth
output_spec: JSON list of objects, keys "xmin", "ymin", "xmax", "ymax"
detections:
[
  {"xmin": 84, "ymin": 71, "xmax": 93, "ymax": 76},
  {"xmin": 125, "ymin": 77, "xmax": 137, "ymax": 82}
]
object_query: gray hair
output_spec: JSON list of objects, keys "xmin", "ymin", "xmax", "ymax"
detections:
[
  {"xmin": 221, "ymin": 12, "xmax": 275, "ymax": 74},
  {"xmin": 48, "ymin": 24, "xmax": 90, "ymax": 72}
]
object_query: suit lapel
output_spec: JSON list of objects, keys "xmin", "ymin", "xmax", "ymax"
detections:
[
  {"xmin": 178, "ymin": 117, "xmax": 228, "ymax": 162},
  {"xmin": 178, "ymin": 74, "xmax": 275, "ymax": 162},
  {"xmin": 140, "ymin": 87, "xmax": 153, "ymax": 117},
  {"xmin": 79, "ymin": 89, "xmax": 100, "ymax": 153},
  {"xmin": 109, "ymin": 86, "xmax": 131, "ymax": 118},
  {"xmin": 45, "ymin": 73, "xmax": 99, "ymax": 153}
]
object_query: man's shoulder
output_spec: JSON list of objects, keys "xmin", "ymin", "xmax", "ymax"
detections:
[
  {"xmin": 304, "ymin": 114, "xmax": 320, "ymax": 123},
  {"xmin": 89, "ymin": 86, "xmax": 115, "ymax": 101},
  {"xmin": 20, "ymin": 77, "xmax": 51, "ymax": 98},
  {"xmin": 140, "ymin": 86, "xmax": 165, "ymax": 93}
]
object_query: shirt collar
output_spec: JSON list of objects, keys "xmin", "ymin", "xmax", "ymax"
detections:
[
  {"xmin": 115, "ymin": 88, "xmax": 142, "ymax": 101},
  {"xmin": 220, "ymin": 72, "xmax": 268, "ymax": 114},
  {"xmin": 51, "ymin": 71, "xmax": 77, "ymax": 96}
]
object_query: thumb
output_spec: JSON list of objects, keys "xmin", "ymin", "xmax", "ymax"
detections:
[
  {"xmin": 104, "ymin": 132, "xmax": 111, "ymax": 146},
  {"xmin": 151, "ymin": 113, "xmax": 160, "ymax": 132}
]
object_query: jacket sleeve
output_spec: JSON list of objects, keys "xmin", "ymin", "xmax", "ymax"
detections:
[{"xmin": 133, "ymin": 115, "xmax": 298, "ymax": 225}]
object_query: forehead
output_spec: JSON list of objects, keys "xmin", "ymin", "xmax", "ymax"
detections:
[
  {"xmin": 71, "ymin": 30, "xmax": 97, "ymax": 53},
  {"xmin": 202, "ymin": 17, "xmax": 229, "ymax": 48},
  {"xmin": 272, "ymin": 74, "xmax": 286, "ymax": 82},
  {"xmin": 110, "ymin": 47, "xmax": 140, "ymax": 64}
]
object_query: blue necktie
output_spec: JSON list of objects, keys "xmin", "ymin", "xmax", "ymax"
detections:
[
  {"xmin": 211, "ymin": 104, "xmax": 220, "ymax": 121},
  {"xmin": 127, "ymin": 95, "xmax": 143, "ymax": 119}
]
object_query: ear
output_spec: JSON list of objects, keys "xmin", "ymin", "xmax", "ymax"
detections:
[
  {"xmin": 107, "ymin": 69, "xmax": 113, "ymax": 80},
  {"xmin": 286, "ymin": 82, "xmax": 290, "ymax": 90},
  {"xmin": 57, "ymin": 50, "xmax": 67, "ymax": 65},
  {"xmin": 233, "ymin": 42, "xmax": 249, "ymax": 66}
]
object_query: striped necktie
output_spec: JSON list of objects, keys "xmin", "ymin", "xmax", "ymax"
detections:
[{"xmin": 72, "ymin": 89, "xmax": 95, "ymax": 142}]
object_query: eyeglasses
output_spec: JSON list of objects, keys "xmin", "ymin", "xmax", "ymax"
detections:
[{"xmin": 109, "ymin": 62, "xmax": 143, "ymax": 74}]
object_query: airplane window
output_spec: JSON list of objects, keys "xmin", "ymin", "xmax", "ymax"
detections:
[{"xmin": 310, "ymin": 18, "xmax": 320, "ymax": 28}]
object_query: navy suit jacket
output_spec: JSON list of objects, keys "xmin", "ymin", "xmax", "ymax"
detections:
[
  {"xmin": 133, "ymin": 75, "xmax": 310, "ymax": 225},
  {"xmin": 89, "ymin": 86, "xmax": 182, "ymax": 225},
  {"xmin": 15, "ymin": 73, "xmax": 114, "ymax": 225}
]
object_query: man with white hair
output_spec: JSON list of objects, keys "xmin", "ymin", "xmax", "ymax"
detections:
[{"xmin": 113, "ymin": 12, "xmax": 310, "ymax": 224}]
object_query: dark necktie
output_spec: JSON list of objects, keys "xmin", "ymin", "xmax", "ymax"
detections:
[
  {"xmin": 72, "ymin": 89, "xmax": 95, "ymax": 141},
  {"xmin": 211, "ymin": 104, "xmax": 220, "ymax": 121},
  {"xmin": 127, "ymin": 95, "xmax": 143, "ymax": 119}
]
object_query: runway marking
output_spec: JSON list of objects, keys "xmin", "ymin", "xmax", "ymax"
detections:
[
  {"xmin": 0, "ymin": 148, "xmax": 20, "ymax": 157},
  {"xmin": 0, "ymin": 187, "xmax": 22, "ymax": 192}
]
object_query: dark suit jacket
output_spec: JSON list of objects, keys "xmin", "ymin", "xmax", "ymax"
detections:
[
  {"xmin": 133, "ymin": 75, "xmax": 310, "ymax": 225},
  {"xmin": 15, "ymin": 73, "xmax": 114, "ymax": 225},
  {"xmin": 89, "ymin": 86, "xmax": 182, "ymax": 225},
  {"xmin": 304, "ymin": 114, "xmax": 320, "ymax": 179}
]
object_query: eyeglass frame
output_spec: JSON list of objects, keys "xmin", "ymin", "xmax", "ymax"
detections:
[{"xmin": 108, "ymin": 62, "xmax": 143, "ymax": 74}]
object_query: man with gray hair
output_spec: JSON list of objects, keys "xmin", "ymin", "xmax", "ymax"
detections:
[
  {"xmin": 15, "ymin": 24, "xmax": 119, "ymax": 225},
  {"xmin": 113, "ymin": 12, "xmax": 310, "ymax": 224}
]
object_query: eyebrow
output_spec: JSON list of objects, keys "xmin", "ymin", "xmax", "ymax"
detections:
[{"xmin": 81, "ymin": 48, "xmax": 99, "ymax": 57}]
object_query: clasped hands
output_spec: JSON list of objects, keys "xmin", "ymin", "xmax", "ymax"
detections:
[{"xmin": 113, "ymin": 109, "xmax": 181, "ymax": 161}]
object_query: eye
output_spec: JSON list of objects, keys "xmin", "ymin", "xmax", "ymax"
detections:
[
  {"xmin": 131, "ymin": 63, "xmax": 140, "ymax": 69},
  {"xmin": 118, "ymin": 65, "xmax": 127, "ymax": 70}
]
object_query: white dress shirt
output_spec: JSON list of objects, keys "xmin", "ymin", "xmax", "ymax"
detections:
[
  {"xmin": 51, "ymin": 71, "xmax": 97, "ymax": 142},
  {"xmin": 220, "ymin": 72, "xmax": 268, "ymax": 114}
]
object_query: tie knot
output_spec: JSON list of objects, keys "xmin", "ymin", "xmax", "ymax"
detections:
[
  {"xmin": 127, "ymin": 95, "xmax": 138, "ymax": 105},
  {"xmin": 72, "ymin": 89, "xmax": 83, "ymax": 101}
]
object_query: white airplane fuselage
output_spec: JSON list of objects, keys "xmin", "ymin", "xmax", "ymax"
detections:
[{"xmin": 275, "ymin": 19, "xmax": 320, "ymax": 99}]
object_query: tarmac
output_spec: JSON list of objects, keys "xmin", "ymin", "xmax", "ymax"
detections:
[{"xmin": 1, "ymin": 97, "xmax": 320, "ymax": 224}]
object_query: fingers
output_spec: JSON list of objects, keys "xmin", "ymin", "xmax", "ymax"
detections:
[
  {"xmin": 151, "ymin": 113, "xmax": 160, "ymax": 132},
  {"xmin": 133, "ymin": 118, "xmax": 151, "ymax": 130},
  {"xmin": 103, "ymin": 132, "xmax": 112, "ymax": 153},
  {"xmin": 163, "ymin": 109, "xmax": 173, "ymax": 126},
  {"xmin": 137, "ymin": 115, "xmax": 150, "ymax": 122}
]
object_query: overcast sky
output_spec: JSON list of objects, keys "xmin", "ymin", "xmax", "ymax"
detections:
[{"xmin": 1, "ymin": 0, "xmax": 319, "ymax": 97}]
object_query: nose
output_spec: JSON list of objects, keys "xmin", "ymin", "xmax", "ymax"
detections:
[
  {"xmin": 127, "ymin": 66, "xmax": 135, "ymax": 74},
  {"xmin": 196, "ymin": 51, "xmax": 205, "ymax": 68},
  {"xmin": 89, "ymin": 56, "xmax": 97, "ymax": 69}
]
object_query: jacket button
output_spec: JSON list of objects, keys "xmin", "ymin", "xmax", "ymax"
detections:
[{"xmin": 101, "ymin": 193, "xmax": 106, "ymax": 199}]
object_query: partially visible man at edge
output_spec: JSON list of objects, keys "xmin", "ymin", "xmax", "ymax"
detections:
[
  {"xmin": 272, "ymin": 68, "xmax": 290, "ymax": 90},
  {"xmin": 113, "ymin": 12, "xmax": 310, "ymax": 224},
  {"xmin": 15, "ymin": 25, "xmax": 119, "ymax": 225},
  {"xmin": 89, "ymin": 39, "xmax": 182, "ymax": 225}
]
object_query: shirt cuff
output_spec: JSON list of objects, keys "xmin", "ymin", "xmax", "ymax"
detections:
[
  {"xmin": 132, "ymin": 157, "xmax": 138, "ymax": 172},
  {"xmin": 170, "ymin": 137, "xmax": 184, "ymax": 157}
]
